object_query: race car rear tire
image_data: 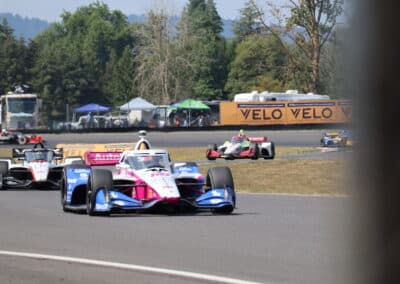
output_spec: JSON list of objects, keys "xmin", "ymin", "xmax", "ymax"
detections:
[
  {"xmin": 206, "ymin": 167, "xmax": 235, "ymax": 213},
  {"xmin": 0, "ymin": 161, "xmax": 9, "ymax": 190},
  {"xmin": 87, "ymin": 169, "xmax": 112, "ymax": 216},
  {"xmin": 17, "ymin": 136, "xmax": 27, "ymax": 145},
  {"xmin": 250, "ymin": 144, "xmax": 259, "ymax": 160}
]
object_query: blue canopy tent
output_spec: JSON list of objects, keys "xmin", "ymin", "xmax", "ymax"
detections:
[
  {"xmin": 71, "ymin": 103, "xmax": 111, "ymax": 127},
  {"xmin": 73, "ymin": 103, "xmax": 110, "ymax": 113}
]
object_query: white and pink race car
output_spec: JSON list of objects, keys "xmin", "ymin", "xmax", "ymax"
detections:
[{"xmin": 61, "ymin": 146, "xmax": 236, "ymax": 216}]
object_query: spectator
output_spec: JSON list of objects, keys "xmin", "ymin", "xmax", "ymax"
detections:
[
  {"xmin": 87, "ymin": 112, "xmax": 94, "ymax": 128},
  {"xmin": 174, "ymin": 116, "xmax": 181, "ymax": 127},
  {"xmin": 196, "ymin": 115, "xmax": 203, "ymax": 127},
  {"xmin": 182, "ymin": 114, "xmax": 188, "ymax": 127},
  {"xmin": 168, "ymin": 111, "xmax": 176, "ymax": 126},
  {"xmin": 205, "ymin": 113, "xmax": 211, "ymax": 126}
]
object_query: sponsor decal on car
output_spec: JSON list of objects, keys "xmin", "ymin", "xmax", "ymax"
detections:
[
  {"xmin": 79, "ymin": 173, "xmax": 89, "ymax": 180},
  {"xmin": 73, "ymin": 169, "xmax": 90, "ymax": 173},
  {"xmin": 150, "ymin": 172, "xmax": 170, "ymax": 177},
  {"xmin": 114, "ymin": 200, "xmax": 126, "ymax": 206},
  {"xmin": 95, "ymin": 204, "xmax": 109, "ymax": 210}
]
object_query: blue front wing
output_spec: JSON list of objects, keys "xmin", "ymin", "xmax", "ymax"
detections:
[{"xmin": 92, "ymin": 187, "xmax": 235, "ymax": 213}]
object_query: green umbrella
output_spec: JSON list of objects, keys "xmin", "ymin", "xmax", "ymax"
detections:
[
  {"xmin": 174, "ymin": 99, "xmax": 210, "ymax": 110},
  {"xmin": 168, "ymin": 99, "xmax": 210, "ymax": 126}
]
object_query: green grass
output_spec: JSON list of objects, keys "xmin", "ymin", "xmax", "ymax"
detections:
[
  {"xmin": 0, "ymin": 146, "xmax": 348, "ymax": 195},
  {"xmin": 198, "ymin": 158, "xmax": 349, "ymax": 195},
  {"xmin": 169, "ymin": 146, "xmax": 348, "ymax": 195},
  {"xmin": 0, "ymin": 149, "xmax": 11, "ymax": 157}
]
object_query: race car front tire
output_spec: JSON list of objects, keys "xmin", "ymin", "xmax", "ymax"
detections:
[
  {"xmin": 0, "ymin": 161, "xmax": 9, "ymax": 190},
  {"xmin": 87, "ymin": 169, "xmax": 112, "ymax": 216},
  {"xmin": 206, "ymin": 167, "xmax": 235, "ymax": 213},
  {"xmin": 264, "ymin": 142, "xmax": 275, "ymax": 160}
]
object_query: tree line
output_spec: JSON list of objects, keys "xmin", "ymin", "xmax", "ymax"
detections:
[{"xmin": 0, "ymin": 0, "xmax": 344, "ymax": 125}]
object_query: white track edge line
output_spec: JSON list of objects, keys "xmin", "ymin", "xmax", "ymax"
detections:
[{"xmin": 0, "ymin": 250, "xmax": 269, "ymax": 284}]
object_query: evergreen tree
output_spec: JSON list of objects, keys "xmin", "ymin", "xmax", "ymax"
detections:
[
  {"xmin": 225, "ymin": 35, "xmax": 287, "ymax": 97},
  {"xmin": 233, "ymin": 0, "xmax": 263, "ymax": 40},
  {"xmin": 0, "ymin": 18, "xmax": 30, "ymax": 94},
  {"xmin": 103, "ymin": 47, "xmax": 136, "ymax": 107},
  {"xmin": 31, "ymin": 2, "xmax": 137, "ymax": 123},
  {"xmin": 205, "ymin": 0, "xmax": 223, "ymax": 35},
  {"xmin": 0, "ymin": 18, "xmax": 13, "ymax": 40},
  {"xmin": 177, "ymin": 0, "xmax": 227, "ymax": 100}
]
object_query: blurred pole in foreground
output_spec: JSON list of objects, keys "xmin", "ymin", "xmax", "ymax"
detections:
[{"xmin": 349, "ymin": 0, "xmax": 397, "ymax": 283}]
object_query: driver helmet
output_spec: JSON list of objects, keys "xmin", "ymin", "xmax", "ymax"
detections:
[
  {"xmin": 139, "ymin": 155, "xmax": 153, "ymax": 167},
  {"xmin": 238, "ymin": 129, "xmax": 245, "ymax": 138}
]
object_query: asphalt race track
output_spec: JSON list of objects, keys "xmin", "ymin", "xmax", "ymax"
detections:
[
  {"xmin": 0, "ymin": 130, "xmax": 354, "ymax": 284},
  {"xmin": 33, "ymin": 129, "xmax": 328, "ymax": 148},
  {"xmin": 0, "ymin": 191, "xmax": 353, "ymax": 284}
]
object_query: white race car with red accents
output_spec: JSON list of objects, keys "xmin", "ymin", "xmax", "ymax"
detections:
[
  {"xmin": 0, "ymin": 142, "xmax": 82, "ymax": 190},
  {"xmin": 206, "ymin": 133, "xmax": 275, "ymax": 160}
]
